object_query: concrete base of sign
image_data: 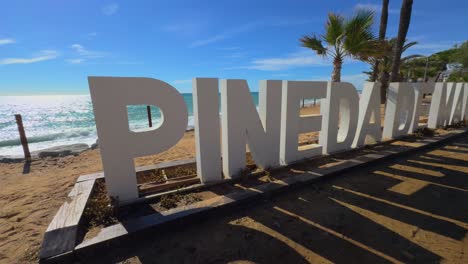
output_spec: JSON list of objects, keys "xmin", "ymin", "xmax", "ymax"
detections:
[{"xmin": 39, "ymin": 127, "xmax": 468, "ymax": 263}]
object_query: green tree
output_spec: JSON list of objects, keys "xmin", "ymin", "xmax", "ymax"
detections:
[
  {"xmin": 365, "ymin": 38, "xmax": 421, "ymax": 100},
  {"xmin": 447, "ymin": 70, "xmax": 468, "ymax": 82},
  {"xmin": 300, "ymin": 9, "xmax": 383, "ymax": 82},
  {"xmin": 399, "ymin": 45, "xmax": 461, "ymax": 80},
  {"xmin": 452, "ymin": 41, "xmax": 468, "ymax": 67}
]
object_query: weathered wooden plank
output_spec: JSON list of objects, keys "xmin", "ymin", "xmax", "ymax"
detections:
[
  {"xmin": 139, "ymin": 176, "xmax": 200, "ymax": 195},
  {"xmin": 76, "ymin": 159, "xmax": 196, "ymax": 183},
  {"xmin": 76, "ymin": 172, "xmax": 104, "ymax": 182},
  {"xmin": 136, "ymin": 158, "xmax": 196, "ymax": 173},
  {"xmin": 40, "ymin": 179, "xmax": 95, "ymax": 260},
  {"xmin": 46, "ymin": 180, "xmax": 95, "ymax": 231}
]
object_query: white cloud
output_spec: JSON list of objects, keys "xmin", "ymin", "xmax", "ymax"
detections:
[
  {"xmin": 0, "ymin": 50, "xmax": 58, "ymax": 65},
  {"xmin": 0, "ymin": 38, "xmax": 15, "ymax": 45},
  {"xmin": 71, "ymin": 44, "xmax": 87, "ymax": 54},
  {"xmin": 224, "ymin": 52, "xmax": 246, "ymax": 59},
  {"xmin": 218, "ymin": 47, "xmax": 241, "ymax": 51},
  {"xmin": 67, "ymin": 59, "xmax": 84, "ymax": 64},
  {"xmin": 67, "ymin": 44, "xmax": 107, "ymax": 64},
  {"xmin": 190, "ymin": 19, "xmax": 313, "ymax": 48},
  {"xmin": 69, "ymin": 43, "xmax": 107, "ymax": 62},
  {"xmin": 189, "ymin": 21, "xmax": 263, "ymax": 48},
  {"xmin": 116, "ymin": 61, "xmax": 143, "ymax": 65},
  {"xmin": 88, "ymin": 32, "xmax": 97, "ymax": 38},
  {"xmin": 354, "ymin": 3, "xmax": 399, "ymax": 14},
  {"xmin": 172, "ymin": 79, "xmax": 192, "ymax": 84},
  {"xmin": 102, "ymin": 3, "xmax": 119, "ymax": 16},
  {"xmin": 190, "ymin": 34, "xmax": 229, "ymax": 48},
  {"xmin": 243, "ymin": 51, "xmax": 328, "ymax": 71}
]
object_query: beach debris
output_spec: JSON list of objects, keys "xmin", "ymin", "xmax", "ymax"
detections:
[
  {"xmin": 82, "ymin": 180, "xmax": 117, "ymax": 228},
  {"xmin": 413, "ymin": 127, "xmax": 435, "ymax": 138},
  {"xmin": 159, "ymin": 192, "xmax": 202, "ymax": 209},
  {"xmin": 160, "ymin": 194, "xmax": 181, "ymax": 209}
]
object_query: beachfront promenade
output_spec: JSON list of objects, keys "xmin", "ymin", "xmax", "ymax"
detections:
[
  {"xmin": 1, "ymin": 131, "xmax": 467, "ymax": 263},
  {"xmin": 87, "ymin": 135, "xmax": 468, "ymax": 263}
]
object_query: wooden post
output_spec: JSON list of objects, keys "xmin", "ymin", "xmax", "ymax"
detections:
[
  {"xmin": 147, "ymin": 105, "xmax": 152, "ymax": 127},
  {"xmin": 15, "ymin": 114, "xmax": 31, "ymax": 160}
]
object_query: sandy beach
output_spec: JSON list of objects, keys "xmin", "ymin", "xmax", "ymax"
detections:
[
  {"xmin": 0, "ymin": 102, "xmax": 451, "ymax": 263},
  {"xmin": 0, "ymin": 106, "xmax": 326, "ymax": 263},
  {"xmin": 1, "ymin": 122, "xmax": 465, "ymax": 263},
  {"xmin": 1, "ymin": 0, "xmax": 466, "ymax": 262}
]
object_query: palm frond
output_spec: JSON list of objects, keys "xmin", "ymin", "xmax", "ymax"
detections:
[
  {"xmin": 300, "ymin": 35, "xmax": 328, "ymax": 57},
  {"xmin": 324, "ymin": 13, "xmax": 345, "ymax": 45},
  {"xmin": 401, "ymin": 54, "xmax": 424, "ymax": 62},
  {"xmin": 355, "ymin": 39, "xmax": 389, "ymax": 61},
  {"xmin": 402, "ymin": 41, "xmax": 418, "ymax": 52},
  {"xmin": 343, "ymin": 9, "xmax": 376, "ymax": 56}
]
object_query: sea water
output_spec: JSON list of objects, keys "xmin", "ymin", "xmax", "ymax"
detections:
[
  {"xmin": 0, "ymin": 92, "xmax": 329, "ymax": 157},
  {"xmin": 0, "ymin": 93, "xmax": 263, "ymax": 157}
]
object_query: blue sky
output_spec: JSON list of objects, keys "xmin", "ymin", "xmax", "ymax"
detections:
[{"xmin": 0, "ymin": 0, "xmax": 466, "ymax": 95}]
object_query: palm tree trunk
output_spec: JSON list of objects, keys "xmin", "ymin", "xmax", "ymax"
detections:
[
  {"xmin": 390, "ymin": 0, "xmax": 413, "ymax": 82},
  {"xmin": 332, "ymin": 57, "xmax": 342, "ymax": 82},
  {"xmin": 372, "ymin": 0, "xmax": 389, "ymax": 84},
  {"xmin": 378, "ymin": 0, "xmax": 389, "ymax": 41},
  {"xmin": 380, "ymin": 71, "xmax": 390, "ymax": 103}
]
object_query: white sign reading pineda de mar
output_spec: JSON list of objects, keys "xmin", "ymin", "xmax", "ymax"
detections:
[{"xmin": 88, "ymin": 77, "xmax": 468, "ymax": 202}]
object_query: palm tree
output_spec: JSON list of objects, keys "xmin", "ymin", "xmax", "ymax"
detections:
[
  {"xmin": 390, "ymin": 0, "xmax": 414, "ymax": 81},
  {"xmin": 300, "ymin": 9, "xmax": 383, "ymax": 82},
  {"xmin": 371, "ymin": 0, "xmax": 389, "ymax": 83},
  {"xmin": 366, "ymin": 39, "xmax": 421, "ymax": 98}
]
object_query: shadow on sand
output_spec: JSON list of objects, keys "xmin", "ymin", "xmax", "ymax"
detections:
[{"xmin": 78, "ymin": 137, "xmax": 468, "ymax": 264}]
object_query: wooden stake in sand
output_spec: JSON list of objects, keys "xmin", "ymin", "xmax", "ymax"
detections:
[
  {"xmin": 147, "ymin": 105, "xmax": 152, "ymax": 127},
  {"xmin": 14, "ymin": 114, "xmax": 31, "ymax": 160}
]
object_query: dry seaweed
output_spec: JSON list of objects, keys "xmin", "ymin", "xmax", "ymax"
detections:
[
  {"xmin": 159, "ymin": 193, "xmax": 202, "ymax": 209},
  {"xmin": 414, "ymin": 127, "xmax": 435, "ymax": 138},
  {"xmin": 82, "ymin": 180, "xmax": 117, "ymax": 228}
]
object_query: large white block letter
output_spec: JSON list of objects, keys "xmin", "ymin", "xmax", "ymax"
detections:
[
  {"xmin": 221, "ymin": 80, "xmax": 282, "ymax": 178},
  {"xmin": 428, "ymin": 82, "xmax": 456, "ymax": 128},
  {"xmin": 449, "ymin": 83, "xmax": 465, "ymax": 125},
  {"xmin": 409, "ymin": 82, "xmax": 434, "ymax": 133},
  {"xmin": 193, "ymin": 78, "xmax": 222, "ymax": 183},
  {"xmin": 89, "ymin": 77, "xmax": 188, "ymax": 202},
  {"xmin": 462, "ymin": 83, "xmax": 468, "ymax": 121},
  {"xmin": 352, "ymin": 82, "xmax": 382, "ymax": 148},
  {"xmin": 320, "ymin": 82, "xmax": 359, "ymax": 154},
  {"xmin": 280, "ymin": 81, "xmax": 327, "ymax": 165},
  {"xmin": 382, "ymin": 83, "xmax": 415, "ymax": 139}
]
